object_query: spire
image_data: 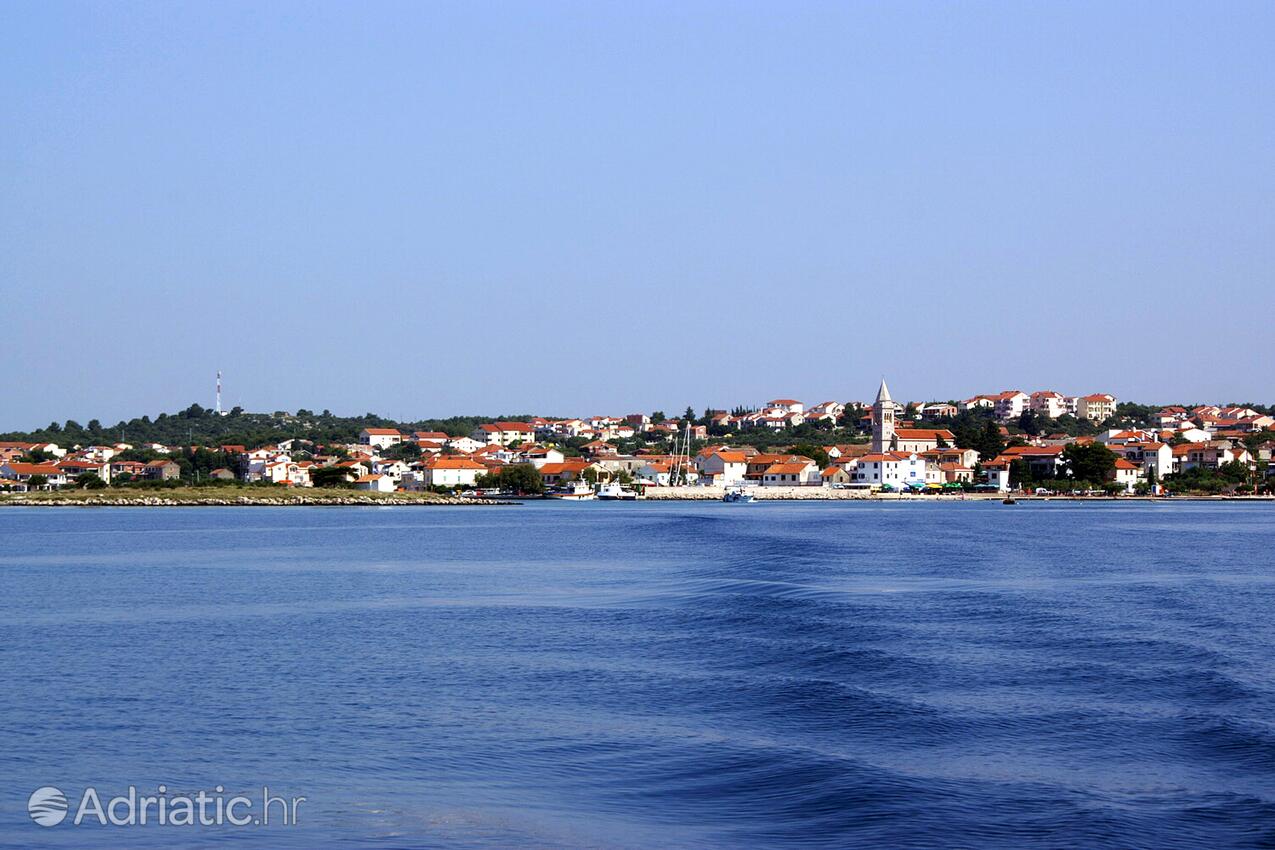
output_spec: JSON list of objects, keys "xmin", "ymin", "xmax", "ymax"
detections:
[{"xmin": 875, "ymin": 378, "xmax": 891, "ymax": 404}]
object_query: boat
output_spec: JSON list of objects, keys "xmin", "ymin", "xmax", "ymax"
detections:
[
  {"xmin": 547, "ymin": 481, "xmax": 596, "ymax": 500},
  {"xmin": 1002, "ymin": 496, "xmax": 1017, "ymax": 505},
  {"xmin": 597, "ymin": 482, "xmax": 639, "ymax": 501},
  {"xmin": 723, "ymin": 487, "xmax": 755, "ymax": 504}
]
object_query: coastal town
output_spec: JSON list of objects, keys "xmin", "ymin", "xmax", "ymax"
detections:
[{"xmin": 2, "ymin": 380, "xmax": 1273, "ymax": 499}]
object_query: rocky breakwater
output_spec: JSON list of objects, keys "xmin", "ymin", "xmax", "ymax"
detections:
[
  {"xmin": 643, "ymin": 486, "xmax": 886, "ymax": 500},
  {"xmin": 0, "ymin": 493, "xmax": 508, "ymax": 507}
]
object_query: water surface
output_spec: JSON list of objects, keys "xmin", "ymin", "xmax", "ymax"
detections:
[{"xmin": 2, "ymin": 501, "xmax": 1273, "ymax": 848}]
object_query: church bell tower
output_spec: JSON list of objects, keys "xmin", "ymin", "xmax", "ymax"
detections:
[{"xmin": 871, "ymin": 378, "xmax": 895, "ymax": 452}]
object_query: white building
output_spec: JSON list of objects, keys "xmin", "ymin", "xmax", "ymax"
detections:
[
  {"xmin": 425, "ymin": 457, "xmax": 486, "ymax": 488},
  {"xmin": 354, "ymin": 474, "xmax": 396, "ymax": 492},
  {"xmin": 1030, "ymin": 391, "xmax": 1067, "ymax": 419},
  {"xmin": 697, "ymin": 450, "xmax": 749, "ymax": 486},
  {"xmin": 991, "ymin": 391, "xmax": 1030, "ymax": 422},
  {"xmin": 519, "ymin": 446, "xmax": 565, "ymax": 469},
  {"xmin": 472, "ymin": 422, "xmax": 536, "ymax": 446},
  {"xmin": 360, "ymin": 428, "xmax": 403, "ymax": 449},
  {"xmin": 1114, "ymin": 458, "xmax": 1141, "ymax": 493},
  {"xmin": 982, "ymin": 458, "xmax": 1011, "ymax": 492},
  {"xmin": 761, "ymin": 460, "xmax": 821, "ymax": 486},
  {"xmin": 766, "ymin": 399, "xmax": 804, "ymax": 415},
  {"xmin": 445, "ymin": 435, "xmax": 484, "ymax": 454},
  {"xmin": 1076, "ymin": 394, "xmax": 1117, "ymax": 421},
  {"xmin": 844, "ymin": 452, "xmax": 928, "ymax": 489}
]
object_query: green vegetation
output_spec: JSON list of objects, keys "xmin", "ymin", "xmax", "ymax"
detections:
[
  {"xmin": 0, "ymin": 486, "xmax": 456, "ymax": 505},
  {"xmin": 476, "ymin": 463, "xmax": 544, "ymax": 494},
  {"xmin": 788, "ymin": 443, "xmax": 831, "ymax": 469},
  {"xmin": 1, "ymin": 405, "xmax": 545, "ymax": 452},
  {"xmin": 310, "ymin": 466, "xmax": 354, "ymax": 488},
  {"xmin": 1163, "ymin": 462, "xmax": 1263, "ymax": 495},
  {"xmin": 1061, "ymin": 443, "xmax": 1118, "ymax": 484}
]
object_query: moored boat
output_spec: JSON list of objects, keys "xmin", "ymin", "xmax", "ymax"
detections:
[
  {"xmin": 597, "ymin": 482, "xmax": 638, "ymax": 500},
  {"xmin": 548, "ymin": 481, "xmax": 597, "ymax": 500}
]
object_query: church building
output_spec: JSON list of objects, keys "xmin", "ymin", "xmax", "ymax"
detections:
[{"xmin": 871, "ymin": 379, "xmax": 957, "ymax": 454}]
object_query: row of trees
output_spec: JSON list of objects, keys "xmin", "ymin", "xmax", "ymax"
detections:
[{"xmin": 1, "ymin": 406, "xmax": 544, "ymax": 453}]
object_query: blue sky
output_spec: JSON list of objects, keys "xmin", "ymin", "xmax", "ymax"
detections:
[{"xmin": 2, "ymin": 2, "xmax": 1271, "ymax": 430}]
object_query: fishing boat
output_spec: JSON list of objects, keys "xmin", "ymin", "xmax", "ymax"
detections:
[
  {"xmin": 548, "ymin": 481, "xmax": 596, "ymax": 500},
  {"xmin": 723, "ymin": 487, "xmax": 754, "ymax": 504},
  {"xmin": 597, "ymin": 482, "xmax": 639, "ymax": 501}
]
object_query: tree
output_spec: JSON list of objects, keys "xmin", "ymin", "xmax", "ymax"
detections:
[
  {"xmin": 1062, "ymin": 443, "xmax": 1117, "ymax": 485},
  {"xmin": 479, "ymin": 463, "xmax": 543, "ymax": 494},
  {"xmin": 790, "ymin": 443, "xmax": 831, "ymax": 469},
  {"xmin": 975, "ymin": 420, "xmax": 1005, "ymax": 460},
  {"xmin": 76, "ymin": 473, "xmax": 107, "ymax": 490},
  {"xmin": 27, "ymin": 474, "xmax": 48, "ymax": 489},
  {"xmin": 311, "ymin": 466, "xmax": 353, "ymax": 488},
  {"xmin": 383, "ymin": 442, "xmax": 421, "ymax": 460},
  {"xmin": 651, "ymin": 411, "xmax": 666, "ymax": 424},
  {"xmin": 683, "ymin": 406, "xmax": 696, "ymax": 425},
  {"xmin": 1017, "ymin": 409, "xmax": 1042, "ymax": 437}
]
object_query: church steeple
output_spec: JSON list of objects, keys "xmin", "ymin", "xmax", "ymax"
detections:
[{"xmin": 872, "ymin": 377, "xmax": 896, "ymax": 452}]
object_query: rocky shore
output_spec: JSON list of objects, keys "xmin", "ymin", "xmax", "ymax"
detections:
[
  {"xmin": 0, "ymin": 490, "xmax": 508, "ymax": 507},
  {"xmin": 639, "ymin": 487, "xmax": 1273, "ymax": 502},
  {"xmin": 641, "ymin": 486, "xmax": 980, "ymax": 500}
]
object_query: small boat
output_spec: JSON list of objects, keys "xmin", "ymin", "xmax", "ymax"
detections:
[
  {"xmin": 1002, "ymin": 496, "xmax": 1017, "ymax": 505},
  {"xmin": 548, "ymin": 481, "xmax": 596, "ymax": 500},
  {"xmin": 597, "ymin": 482, "xmax": 639, "ymax": 501},
  {"xmin": 723, "ymin": 487, "xmax": 755, "ymax": 504}
]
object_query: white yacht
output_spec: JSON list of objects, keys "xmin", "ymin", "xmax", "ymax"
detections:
[
  {"xmin": 597, "ymin": 482, "xmax": 639, "ymax": 501},
  {"xmin": 547, "ymin": 481, "xmax": 596, "ymax": 500}
]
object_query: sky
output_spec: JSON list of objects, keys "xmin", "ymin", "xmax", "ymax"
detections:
[{"xmin": 2, "ymin": 1, "xmax": 1272, "ymax": 430}]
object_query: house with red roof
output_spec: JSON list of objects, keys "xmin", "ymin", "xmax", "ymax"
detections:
[
  {"xmin": 696, "ymin": 450, "xmax": 749, "ymax": 486},
  {"xmin": 422, "ymin": 456, "xmax": 487, "ymax": 488},
  {"xmin": 761, "ymin": 460, "xmax": 820, "ymax": 486},
  {"xmin": 471, "ymin": 422, "xmax": 536, "ymax": 446},
  {"xmin": 1076, "ymin": 394, "xmax": 1117, "ymax": 421},
  {"xmin": 841, "ymin": 452, "xmax": 930, "ymax": 489},
  {"xmin": 1029, "ymin": 391, "xmax": 1067, "ymax": 419},
  {"xmin": 892, "ymin": 428, "xmax": 956, "ymax": 454},
  {"xmin": 0, "ymin": 461, "xmax": 67, "ymax": 489},
  {"xmin": 354, "ymin": 473, "xmax": 395, "ymax": 493},
  {"xmin": 359, "ymin": 428, "xmax": 403, "ymax": 450}
]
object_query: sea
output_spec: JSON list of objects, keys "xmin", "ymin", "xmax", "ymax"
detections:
[{"xmin": 1, "ymin": 501, "xmax": 1273, "ymax": 849}]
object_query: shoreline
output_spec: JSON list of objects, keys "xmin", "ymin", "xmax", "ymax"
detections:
[
  {"xmin": 636, "ymin": 486, "xmax": 1274, "ymax": 502},
  {"xmin": 0, "ymin": 489, "xmax": 510, "ymax": 507},
  {"xmin": 2, "ymin": 488, "xmax": 1270, "ymax": 506}
]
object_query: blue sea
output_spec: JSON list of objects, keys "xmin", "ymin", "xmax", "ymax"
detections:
[{"xmin": 2, "ymin": 501, "xmax": 1274, "ymax": 848}]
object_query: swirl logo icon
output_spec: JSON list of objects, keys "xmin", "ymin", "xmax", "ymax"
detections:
[{"xmin": 28, "ymin": 786, "xmax": 69, "ymax": 827}]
